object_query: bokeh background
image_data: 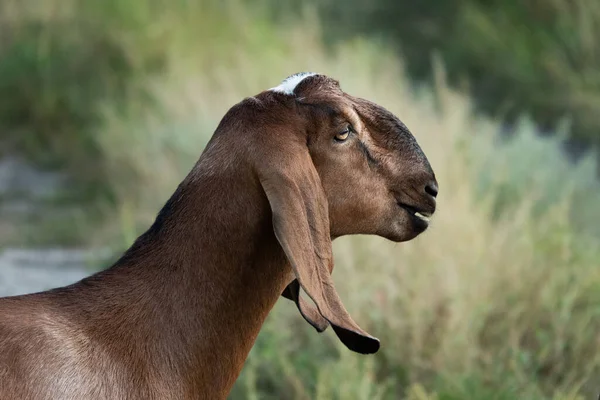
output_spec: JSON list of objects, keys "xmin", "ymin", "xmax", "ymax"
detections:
[{"xmin": 1, "ymin": 0, "xmax": 600, "ymax": 398}]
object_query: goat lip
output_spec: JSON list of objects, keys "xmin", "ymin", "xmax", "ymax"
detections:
[{"xmin": 397, "ymin": 203, "xmax": 434, "ymax": 225}]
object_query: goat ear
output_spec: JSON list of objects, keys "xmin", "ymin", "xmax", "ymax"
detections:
[
  {"xmin": 259, "ymin": 145, "xmax": 380, "ymax": 354},
  {"xmin": 282, "ymin": 280, "xmax": 329, "ymax": 332}
]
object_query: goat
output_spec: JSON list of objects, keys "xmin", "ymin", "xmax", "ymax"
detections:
[{"xmin": 0, "ymin": 72, "xmax": 438, "ymax": 399}]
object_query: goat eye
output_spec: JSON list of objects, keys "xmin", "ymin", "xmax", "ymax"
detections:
[{"xmin": 334, "ymin": 127, "xmax": 351, "ymax": 142}]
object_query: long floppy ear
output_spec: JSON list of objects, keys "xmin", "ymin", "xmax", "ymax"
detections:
[
  {"xmin": 282, "ymin": 279, "xmax": 329, "ymax": 332},
  {"xmin": 258, "ymin": 141, "xmax": 380, "ymax": 354}
]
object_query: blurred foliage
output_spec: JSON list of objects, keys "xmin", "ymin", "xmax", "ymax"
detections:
[
  {"xmin": 0, "ymin": 3, "xmax": 141, "ymax": 178},
  {"xmin": 299, "ymin": 0, "xmax": 600, "ymax": 153},
  {"xmin": 4, "ymin": 0, "xmax": 600, "ymax": 180},
  {"xmin": 0, "ymin": 0, "xmax": 599, "ymax": 398},
  {"xmin": 0, "ymin": 0, "xmax": 278, "ymax": 181}
]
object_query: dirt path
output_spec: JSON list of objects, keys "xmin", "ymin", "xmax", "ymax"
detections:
[
  {"xmin": 0, "ymin": 156, "xmax": 106, "ymax": 296},
  {"xmin": 0, "ymin": 249, "xmax": 99, "ymax": 296}
]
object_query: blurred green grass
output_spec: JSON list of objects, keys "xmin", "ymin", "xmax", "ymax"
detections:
[
  {"xmin": 302, "ymin": 0, "xmax": 600, "ymax": 152},
  {"xmin": 0, "ymin": 0, "xmax": 599, "ymax": 398}
]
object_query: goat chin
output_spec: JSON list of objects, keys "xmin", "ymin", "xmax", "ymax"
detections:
[{"xmin": 0, "ymin": 73, "xmax": 437, "ymax": 400}]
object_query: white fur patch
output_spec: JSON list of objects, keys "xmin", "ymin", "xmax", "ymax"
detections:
[{"xmin": 269, "ymin": 72, "xmax": 317, "ymax": 95}]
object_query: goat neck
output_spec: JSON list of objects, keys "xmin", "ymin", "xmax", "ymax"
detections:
[{"xmin": 35, "ymin": 149, "xmax": 291, "ymax": 399}]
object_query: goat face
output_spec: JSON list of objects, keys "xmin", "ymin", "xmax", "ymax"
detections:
[
  {"xmin": 278, "ymin": 73, "xmax": 438, "ymax": 242},
  {"xmin": 224, "ymin": 73, "xmax": 438, "ymax": 355}
]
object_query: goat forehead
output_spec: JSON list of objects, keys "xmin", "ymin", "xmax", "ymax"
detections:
[
  {"xmin": 269, "ymin": 72, "xmax": 317, "ymax": 95},
  {"xmin": 354, "ymin": 100, "xmax": 428, "ymax": 159},
  {"xmin": 355, "ymin": 98, "xmax": 408, "ymax": 135}
]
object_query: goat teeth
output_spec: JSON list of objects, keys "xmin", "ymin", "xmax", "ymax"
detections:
[{"xmin": 414, "ymin": 212, "xmax": 430, "ymax": 222}]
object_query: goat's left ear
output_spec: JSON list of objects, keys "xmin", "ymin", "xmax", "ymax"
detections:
[
  {"xmin": 282, "ymin": 279, "xmax": 329, "ymax": 332},
  {"xmin": 257, "ymin": 138, "xmax": 380, "ymax": 355}
]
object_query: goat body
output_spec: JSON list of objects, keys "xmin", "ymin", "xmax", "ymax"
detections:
[
  {"xmin": 0, "ymin": 73, "xmax": 438, "ymax": 399},
  {"xmin": 0, "ymin": 155, "xmax": 289, "ymax": 399}
]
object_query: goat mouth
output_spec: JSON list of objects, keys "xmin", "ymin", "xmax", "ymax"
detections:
[{"xmin": 398, "ymin": 203, "xmax": 433, "ymax": 225}]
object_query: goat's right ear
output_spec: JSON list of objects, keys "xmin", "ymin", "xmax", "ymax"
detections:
[{"xmin": 257, "ymin": 138, "xmax": 380, "ymax": 355}]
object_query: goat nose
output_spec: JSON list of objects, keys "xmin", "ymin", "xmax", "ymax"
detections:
[{"xmin": 424, "ymin": 181, "xmax": 438, "ymax": 198}]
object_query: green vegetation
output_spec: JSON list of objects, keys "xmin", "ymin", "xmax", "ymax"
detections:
[
  {"xmin": 306, "ymin": 0, "xmax": 600, "ymax": 152},
  {"xmin": 1, "ymin": 0, "xmax": 599, "ymax": 398}
]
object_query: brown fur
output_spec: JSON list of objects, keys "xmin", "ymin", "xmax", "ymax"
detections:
[{"xmin": 0, "ymin": 74, "xmax": 437, "ymax": 399}]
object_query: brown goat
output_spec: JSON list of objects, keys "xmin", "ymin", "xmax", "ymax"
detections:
[{"xmin": 0, "ymin": 73, "xmax": 437, "ymax": 399}]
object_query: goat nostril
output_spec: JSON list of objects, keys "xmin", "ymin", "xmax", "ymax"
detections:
[{"xmin": 425, "ymin": 182, "xmax": 438, "ymax": 198}]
